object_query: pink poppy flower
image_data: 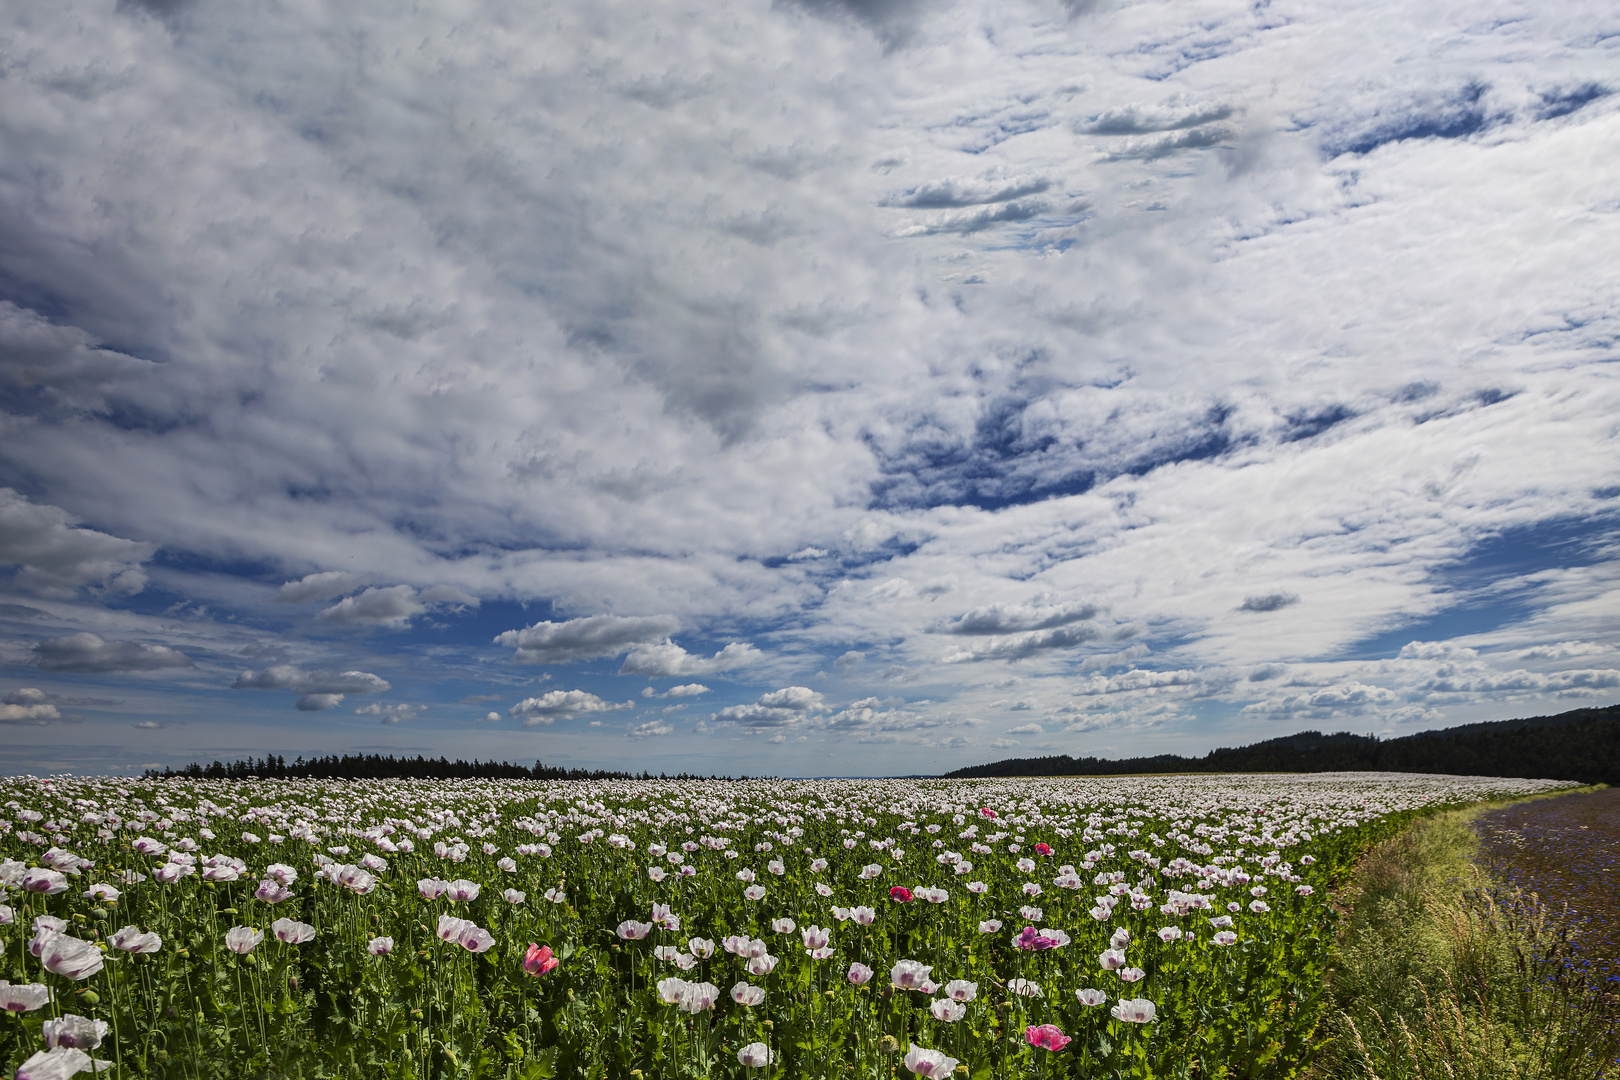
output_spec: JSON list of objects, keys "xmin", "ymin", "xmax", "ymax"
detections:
[
  {"xmin": 523, "ymin": 944, "xmax": 559, "ymax": 975},
  {"xmin": 1025, "ymin": 1024, "xmax": 1071, "ymax": 1051},
  {"xmin": 889, "ymin": 886, "xmax": 913, "ymax": 903}
]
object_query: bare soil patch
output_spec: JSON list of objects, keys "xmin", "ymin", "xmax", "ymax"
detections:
[{"xmin": 1475, "ymin": 786, "xmax": 1620, "ymax": 987}]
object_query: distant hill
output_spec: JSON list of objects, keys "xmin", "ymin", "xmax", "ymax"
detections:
[{"xmin": 941, "ymin": 703, "xmax": 1620, "ymax": 784}]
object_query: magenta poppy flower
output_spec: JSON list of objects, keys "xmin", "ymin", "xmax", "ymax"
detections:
[
  {"xmin": 523, "ymin": 943, "xmax": 559, "ymax": 976},
  {"xmin": 1025, "ymin": 1024, "xmax": 1071, "ymax": 1051},
  {"xmin": 1034, "ymin": 842, "xmax": 1052, "ymax": 857},
  {"xmin": 889, "ymin": 886, "xmax": 913, "ymax": 903}
]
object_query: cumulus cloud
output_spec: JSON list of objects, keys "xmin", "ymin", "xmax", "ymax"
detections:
[
  {"xmin": 275, "ymin": 570, "xmax": 372, "ymax": 603},
  {"xmin": 629, "ymin": 719, "xmax": 674, "ymax": 737},
  {"xmin": 934, "ymin": 601, "xmax": 1098, "ymax": 636},
  {"xmin": 619, "ymin": 642, "xmax": 761, "ymax": 676},
  {"xmin": 942, "ymin": 624, "xmax": 1101, "ymax": 663},
  {"xmin": 1238, "ymin": 593, "xmax": 1300, "ymax": 614},
  {"xmin": 508, "ymin": 689, "xmax": 633, "ymax": 725},
  {"xmin": 34, "ymin": 633, "xmax": 193, "ymax": 673},
  {"xmin": 0, "ymin": 489, "xmax": 153, "ymax": 597},
  {"xmin": 641, "ymin": 682, "xmax": 711, "ymax": 699},
  {"xmin": 1, "ymin": 686, "xmax": 60, "ymax": 724},
  {"xmin": 495, "ymin": 615, "xmax": 681, "ymax": 664},
  {"xmin": 319, "ymin": 585, "xmax": 426, "ymax": 626},
  {"xmin": 715, "ymin": 686, "xmax": 826, "ymax": 728},
  {"xmin": 354, "ymin": 702, "xmax": 425, "ymax": 724},
  {"xmin": 1071, "ymin": 669, "xmax": 1210, "ymax": 696},
  {"xmin": 233, "ymin": 665, "xmax": 389, "ymax": 709},
  {"xmin": 1241, "ymin": 682, "xmax": 1401, "ymax": 718},
  {"xmin": 1005, "ymin": 722, "xmax": 1043, "ymax": 734}
]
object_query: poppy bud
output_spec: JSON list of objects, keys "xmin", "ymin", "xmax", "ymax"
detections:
[{"xmin": 880, "ymin": 1035, "xmax": 899, "ymax": 1053}]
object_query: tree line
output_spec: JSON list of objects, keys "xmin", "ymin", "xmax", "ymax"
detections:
[
  {"xmin": 141, "ymin": 753, "xmax": 737, "ymax": 782},
  {"xmin": 943, "ymin": 703, "xmax": 1620, "ymax": 784}
]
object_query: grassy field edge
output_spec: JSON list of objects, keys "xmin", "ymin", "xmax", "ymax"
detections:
[{"xmin": 1305, "ymin": 784, "xmax": 1618, "ymax": 1080}]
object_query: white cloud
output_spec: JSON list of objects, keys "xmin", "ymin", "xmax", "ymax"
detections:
[
  {"xmin": 0, "ymin": 488, "xmax": 153, "ymax": 597},
  {"xmin": 619, "ymin": 642, "xmax": 761, "ymax": 676},
  {"xmin": 989, "ymin": 738, "xmax": 1021, "ymax": 749},
  {"xmin": 629, "ymin": 719, "xmax": 674, "ymax": 737},
  {"xmin": 509, "ymin": 689, "xmax": 634, "ymax": 725},
  {"xmin": 715, "ymin": 686, "xmax": 826, "ymax": 728},
  {"xmin": 1241, "ymin": 682, "xmax": 1401, "ymax": 718},
  {"xmin": 1005, "ymin": 722, "xmax": 1043, "ymax": 735},
  {"xmin": 319, "ymin": 585, "xmax": 426, "ymax": 627},
  {"xmin": 34, "ymin": 632, "xmax": 193, "ymax": 674},
  {"xmin": 275, "ymin": 570, "xmax": 372, "ymax": 603},
  {"xmin": 233, "ymin": 665, "xmax": 390, "ymax": 710},
  {"xmin": 354, "ymin": 702, "xmax": 425, "ymax": 724},
  {"xmin": 496, "ymin": 615, "xmax": 681, "ymax": 664},
  {"xmin": 942, "ymin": 624, "xmax": 1102, "ymax": 663}
]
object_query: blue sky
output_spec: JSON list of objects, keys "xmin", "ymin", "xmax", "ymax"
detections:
[{"xmin": 1, "ymin": 0, "xmax": 1617, "ymax": 776}]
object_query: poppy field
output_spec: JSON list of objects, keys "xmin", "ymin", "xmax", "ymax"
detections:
[{"xmin": 0, "ymin": 771, "xmax": 1575, "ymax": 1079}]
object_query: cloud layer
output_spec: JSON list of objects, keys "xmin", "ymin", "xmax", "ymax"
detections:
[{"xmin": 0, "ymin": 0, "xmax": 1616, "ymax": 775}]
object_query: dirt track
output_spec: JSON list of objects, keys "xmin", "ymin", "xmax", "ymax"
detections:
[{"xmin": 1475, "ymin": 786, "xmax": 1620, "ymax": 987}]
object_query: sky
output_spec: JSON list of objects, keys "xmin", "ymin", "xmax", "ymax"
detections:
[{"xmin": 0, "ymin": 0, "xmax": 1617, "ymax": 778}]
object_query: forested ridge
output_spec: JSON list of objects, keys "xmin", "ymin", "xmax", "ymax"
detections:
[{"xmin": 944, "ymin": 703, "xmax": 1620, "ymax": 783}]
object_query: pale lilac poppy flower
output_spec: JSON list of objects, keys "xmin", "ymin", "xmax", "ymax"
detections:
[
  {"xmin": 902, "ymin": 1044, "xmax": 959, "ymax": 1078},
  {"xmin": 255, "ymin": 880, "xmax": 293, "ymax": 904},
  {"xmin": 771, "ymin": 917, "xmax": 796, "ymax": 934},
  {"xmin": 15, "ymin": 1047, "xmax": 97, "ymax": 1080},
  {"xmin": 418, "ymin": 878, "xmax": 449, "ymax": 900},
  {"xmin": 1119, "ymin": 967, "xmax": 1145, "ymax": 983},
  {"xmin": 746, "ymin": 953, "xmax": 778, "ymax": 976},
  {"xmin": 457, "ymin": 925, "xmax": 495, "ymax": 953},
  {"xmin": 41, "ymin": 935, "xmax": 104, "ymax": 980},
  {"xmin": 1213, "ymin": 931, "xmax": 1238, "ymax": 946},
  {"xmin": 446, "ymin": 880, "xmax": 480, "ymax": 902},
  {"xmin": 272, "ymin": 918, "xmax": 316, "ymax": 945},
  {"xmin": 978, "ymin": 919, "xmax": 1002, "ymax": 934},
  {"xmin": 225, "ymin": 927, "xmax": 262, "ymax": 955},
  {"xmin": 889, "ymin": 960, "xmax": 935, "ymax": 992},
  {"xmin": 109, "ymin": 926, "xmax": 161, "ymax": 954},
  {"xmin": 942, "ymin": 980, "xmax": 977, "ymax": 1002},
  {"xmin": 688, "ymin": 937, "xmax": 716, "ymax": 958},
  {"xmin": 0, "ymin": 982, "xmax": 53, "ymax": 1013},
  {"xmin": 930, "ymin": 998, "xmax": 966, "ymax": 1022},
  {"xmin": 731, "ymin": 981, "xmax": 766, "ymax": 1006},
  {"xmin": 43, "ymin": 1014, "xmax": 107, "ymax": 1050},
  {"xmin": 1099, "ymin": 948, "xmax": 1126, "ymax": 970},
  {"xmin": 737, "ymin": 1043, "xmax": 772, "ymax": 1068},
  {"xmin": 81, "ymin": 883, "xmax": 119, "ymax": 903},
  {"xmin": 367, "ymin": 937, "xmax": 394, "ymax": 956},
  {"xmin": 617, "ymin": 920, "xmax": 653, "ymax": 941},
  {"xmin": 1008, "ymin": 979, "xmax": 1042, "ymax": 998},
  {"xmin": 1075, "ymin": 988, "xmax": 1107, "ymax": 1007},
  {"xmin": 503, "ymin": 889, "xmax": 526, "ymax": 905},
  {"xmin": 437, "ymin": 915, "xmax": 472, "ymax": 942},
  {"xmin": 1111, "ymin": 998, "xmax": 1157, "ymax": 1023},
  {"xmin": 851, "ymin": 906, "xmax": 876, "ymax": 926},
  {"xmin": 847, "ymin": 962, "xmax": 874, "ymax": 985},
  {"xmin": 21, "ymin": 869, "xmax": 68, "ymax": 895},
  {"xmin": 743, "ymin": 885, "xmax": 766, "ymax": 901},
  {"xmin": 801, "ymin": 925, "xmax": 830, "ymax": 950}
]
